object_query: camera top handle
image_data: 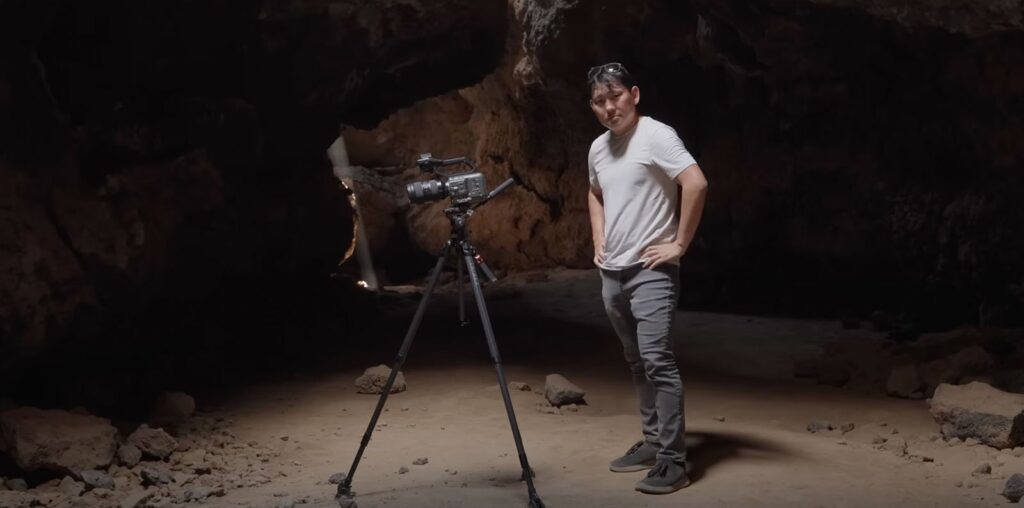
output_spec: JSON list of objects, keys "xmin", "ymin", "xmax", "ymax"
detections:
[{"xmin": 416, "ymin": 153, "xmax": 475, "ymax": 178}]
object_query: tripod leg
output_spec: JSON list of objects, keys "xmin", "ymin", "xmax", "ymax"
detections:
[
  {"xmin": 462, "ymin": 254, "xmax": 546, "ymax": 508},
  {"xmin": 458, "ymin": 255, "xmax": 468, "ymax": 326},
  {"xmin": 337, "ymin": 242, "xmax": 452, "ymax": 503}
]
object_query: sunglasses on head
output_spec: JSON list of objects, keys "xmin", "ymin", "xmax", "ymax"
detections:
[{"xmin": 587, "ymin": 62, "xmax": 628, "ymax": 80}]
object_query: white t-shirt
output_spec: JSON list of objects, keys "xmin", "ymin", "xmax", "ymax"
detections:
[{"xmin": 588, "ymin": 116, "xmax": 697, "ymax": 270}]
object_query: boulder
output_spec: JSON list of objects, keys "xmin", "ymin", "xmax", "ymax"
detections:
[
  {"xmin": 928, "ymin": 382, "xmax": 1024, "ymax": 449},
  {"xmin": 544, "ymin": 374, "xmax": 586, "ymax": 407},
  {"xmin": 920, "ymin": 346, "xmax": 995, "ymax": 396},
  {"xmin": 127, "ymin": 425, "xmax": 178, "ymax": 460},
  {"xmin": 151, "ymin": 392, "xmax": 196, "ymax": 425},
  {"xmin": 354, "ymin": 365, "xmax": 406, "ymax": 394},
  {"xmin": 886, "ymin": 364, "xmax": 922, "ymax": 398},
  {"xmin": 0, "ymin": 407, "xmax": 117, "ymax": 474}
]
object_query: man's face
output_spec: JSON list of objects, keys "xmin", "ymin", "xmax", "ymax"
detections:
[{"xmin": 589, "ymin": 81, "xmax": 640, "ymax": 135}]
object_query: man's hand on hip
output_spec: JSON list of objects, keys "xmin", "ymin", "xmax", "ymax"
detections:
[
  {"xmin": 594, "ymin": 239, "xmax": 606, "ymax": 266},
  {"xmin": 641, "ymin": 242, "xmax": 685, "ymax": 269}
]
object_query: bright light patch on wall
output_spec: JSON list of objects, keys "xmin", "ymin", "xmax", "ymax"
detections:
[{"xmin": 357, "ymin": 280, "xmax": 369, "ymax": 288}]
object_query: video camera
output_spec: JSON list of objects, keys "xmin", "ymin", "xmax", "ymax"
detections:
[{"xmin": 406, "ymin": 153, "xmax": 490, "ymax": 207}]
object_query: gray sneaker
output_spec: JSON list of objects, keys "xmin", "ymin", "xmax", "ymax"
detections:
[
  {"xmin": 609, "ymin": 440, "xmax": 658, "ymax": 472},
  {"xmin": 635, "ymin": 459, "xmax": 690, "ymax": 494}
]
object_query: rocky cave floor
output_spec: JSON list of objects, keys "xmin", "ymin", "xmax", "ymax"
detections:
[{"xmin": 2, "ymin": 269, "xmax": 1023, "ymax": 508}]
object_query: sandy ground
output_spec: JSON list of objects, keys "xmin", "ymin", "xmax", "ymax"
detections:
[{"xmin": 201, "ymin": 269, "xmax": 1021, "ymax": 508}]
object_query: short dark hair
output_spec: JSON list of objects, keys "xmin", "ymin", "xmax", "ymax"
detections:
[{"xmin": 587, "ymin": 62, "xmax": 636, "ymax": 91}]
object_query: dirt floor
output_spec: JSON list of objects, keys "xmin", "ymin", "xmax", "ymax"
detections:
[{"xmin": 196, "ymin": 269, "xmax": 1021, "ymax": 508}]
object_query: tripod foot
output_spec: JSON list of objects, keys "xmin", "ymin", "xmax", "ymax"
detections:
[
  {"xmin": 335, "ymin": 483, "xmax": 357, "ymax": 508},
  {"xmin": 335, "ymin": 494, "xmax": 358, "ymax": 508},
  {"xmin": 528, "ymin": 493, "xmax": 546, "ymax": 508}
]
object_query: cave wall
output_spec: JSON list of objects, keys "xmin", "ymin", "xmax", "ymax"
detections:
[
  {"xmin": 0, "ymin": 0, "xmax": 508, "ymax": 396},
  {"xmin": 1, "ymin": 0, "xmax": 1022, "ymax": 387},
  {"xmin": 343, "ymin": 0, "xmax": 1024, "ymax": 328}
]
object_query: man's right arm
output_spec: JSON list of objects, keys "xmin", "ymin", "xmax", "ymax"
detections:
[{"xmin": 588, "ymin": 185, "xmax": 606, "ymax": 266}]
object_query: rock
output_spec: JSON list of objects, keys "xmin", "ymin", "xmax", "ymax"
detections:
[
  {"xmin": 139, "ymin": 466, "xmax": 174, "ymax": 486},
  {"xmin": 398, "ymin": 466, "xmax": 409, "ymax": 474},
  {"xmin": 0, "ymin": 407, "xmax": 118, "ymax": 474},
  {"xmin": 354, "ymin": 365, "xmax": 406, "ymax": 394},
  {"xmin": 880, "ymin": 436, "xmax": 908, "ymax": 456},
  {"xmin": 972, "ymin": 463, "xmax": 992, "ymax": 475},
  {"xmin": 80, "ymin": 470, "xmax": 115, "ymax": 490},
  {"xmin": 328, "ymin": 472, "xmax": 347, "ymax": 485},
  {"xmin": 920, "ymin": 347, "xmax": 996, "ymax": 396},
  {"xmin": 886, "ymin": 364, "xmax": 922, "ymax": 398},
  {"xmin": 59, "ymin": 476, "xmax": 84, "ymax": 496},
  {"xmin": 928, "ymin": 382, "xmax": 1024, "ymax": 449},
  {"xmin": 815, "ymin": 358, "xmax": 850, "ymax": 387},
  {"xmin": 713, "ymin": 416, "xmax": 726, "ymax": 422},
  {"xmin": 537, "ymin": 403, "xmax": 561, "ymax": 415},
  {"xmin": 119, "ymin": 489, "xmax": 156, "ymax": 508},
  {"xmin": 806, "ymin": 420, "xmax": 834, "ymax": 433},
  {"xmin": 177, "ymin": 448, "xmax": 206, "ymax": 469},
  {"xmin": 509, "ymin": 382, "xmax": 531, "ymax": 391},
  {"xmin": 151, "ymin": 392, "xmax": 195, "ymax": 425},
  {"xmin": 544, "ymin": 374, "xmax": 586, "ymax": 406},
  {"xmin": 1004, "ymin": 474, "xmax": 1024, "ymax": 503},
  {"xmin": 182, "ymin": 485, "xmax": 224, "ymax": 501},
  {"xmin": 3, "ymin": 478, "xmax": 27, "ymax": 491},
  {"xmin": 412, "ymin": 457, "xmax": 428, "ymax": 466},
  {"xmin": 840, "ymin": 422, "xmax": 856, "ymax": 434},
  {"xmin": 117, "ymin": 444, "xmax": 142, "ymax": 467},
  {"xmin": 127, "ymin": 424, "xmax": 178, "ymax": 459}
]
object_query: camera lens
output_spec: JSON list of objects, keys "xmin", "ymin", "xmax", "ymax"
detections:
[{"xmin": 406, "ymin": 180, "xmax": 445, "ymax": 203}]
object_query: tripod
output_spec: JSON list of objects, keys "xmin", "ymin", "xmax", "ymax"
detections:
[{"xmin": 336, "ymin": 204, "xmax": 545, "ymax": 508}]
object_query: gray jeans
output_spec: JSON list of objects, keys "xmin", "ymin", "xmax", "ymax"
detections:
[{"xmin": 600, "ymin": 264, "xmax": 685, "ymax": 464}]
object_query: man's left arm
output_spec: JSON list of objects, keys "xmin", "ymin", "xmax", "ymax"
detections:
[{"xmin": 641, "ymin": 164, "xmax": 708, "ymax": 269}]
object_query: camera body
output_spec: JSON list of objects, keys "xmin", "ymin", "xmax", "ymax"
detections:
[{"xmin": 406, "ymin": 154, "xmax": 489, "ymax": 206}]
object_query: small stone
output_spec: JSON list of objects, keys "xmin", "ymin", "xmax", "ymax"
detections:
[
  {"xmin": 80, "ymin": 470, "xmax": 115, "ymax": 490},
  {"xmin": 139, "ymin": 466, "xmax": 174, "ymax": 486},
  {"xmin": 3, "ymin": 478, "xmax": 28, "ymax": 491},
  {"xmin": 398, "ymin": 466, "xmax": 409, "ymax": 474},
  {"xmin": 564, "ymin": 404, "xmax": 579, "ymax": 412},
  {"xmin": 537, "ymin": 403, "xmax": 561, "ymax": 415},
  {"xmin": 964, "ymin": 437, "xmax": 980, "ymax": 447},
  {"xmin": 948, "ymin": 437, "xmax": 963, "ymax": 446},
  {"xmin": 355, "ymin": 365, "xmax": 406, "ymax": 394},
  {"xmin": 839, "ymin": 422, "xmax": 855, "ymax": 434},
  {"xmin": 127, "ymin": 425, "xmax": 178, "ymax": 460},
  {"xmin": 1004, "ymin": 473, "xmax": 1024, "ymax": 502},
  {"xmin": 872, "ymin": 436, "xmax": 888, "ymax": 445},
  {"xmin": 59, "ymin": 476, "xmax": 85, "ymax": 496},
  {"xmin": 280, "ymin": 436, "xmax": 289, "ymax": 441},
  {"xmin": 412, "ymin": 457, "xmax": 429, "ymax": 466},
  {"xmin": 973, "ymin": 463, "xmax": 992, "ymax": 476},
  {"xmin": 713, "ymin": 416, "xmax": 726, "ymax": 422},
  {"xmin": 544, "ymin": 374, "xmax": 586, "ymax": 407},
  {"xmin": 806, "ymin": 420, "xmax": 834, "ymax": 433},
  {"xmin": 509, "ymin": 382, "xmax": 531, "ymax": 391}
]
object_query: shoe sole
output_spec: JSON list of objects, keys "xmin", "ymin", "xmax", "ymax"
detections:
[
  {"xmin": 608, "ymin": 462, "xmax": 655, "ymax": 473},
  {"xmin": 634, "ymin": 477, "xmax": 691, "ymax": 494}
]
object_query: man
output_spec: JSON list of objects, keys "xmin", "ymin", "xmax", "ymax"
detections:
[{"xmin": 586, "ymin": 62, "xmax": 708, "ymax": 494}]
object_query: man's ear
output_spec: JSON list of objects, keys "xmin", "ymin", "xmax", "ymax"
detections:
[{"xmin": 631, "ymin": 86, "xmax": 640, "ymax": 106}]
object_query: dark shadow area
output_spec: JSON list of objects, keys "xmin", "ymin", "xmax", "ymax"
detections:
[{"xmin": 684, "ymin": 431, "xmax": 796, "ymax": 483}]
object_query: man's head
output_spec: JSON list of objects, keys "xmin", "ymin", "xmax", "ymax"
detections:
[{"xmin": 588, "ymin": 62, "xmax": 640, "ymax": 136}]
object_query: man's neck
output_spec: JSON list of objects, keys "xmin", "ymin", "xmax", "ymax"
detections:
[{"xmin": 611, "ymin": 115, "xmax": 642, "ymax": 137}]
